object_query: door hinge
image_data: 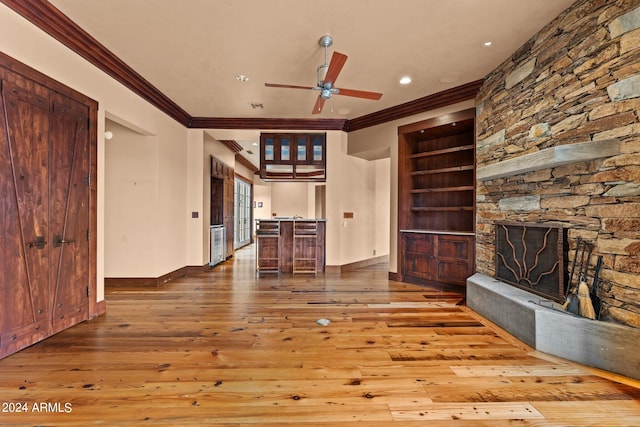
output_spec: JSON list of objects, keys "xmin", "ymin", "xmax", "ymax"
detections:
[
  {"xmin": 86, "ymin": 173, "xmax": 91, "ymax": 186},
  {"xmin": 87, "ymin": 286, "xmax": 90, "ymax": 298},
  {"xmin": 86, "ymin": 229, "xmax": 90, "ymax": 241}
]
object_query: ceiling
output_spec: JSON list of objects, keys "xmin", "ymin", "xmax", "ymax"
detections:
[
  {"xmin": 44, "ymin": 0, "xmax": 575, "ymax": 166},
  {"xmin": 48, "ymin": 0, "xmax": 576, "ymax": 120}
]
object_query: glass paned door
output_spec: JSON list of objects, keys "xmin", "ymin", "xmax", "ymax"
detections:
[{"xmin": 234, "ymin": 177, "xmax": 252, "ymax": 248}]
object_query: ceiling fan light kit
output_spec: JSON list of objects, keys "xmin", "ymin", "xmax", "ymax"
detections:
[{"xmin": 265, "ymin": 35, "xmax": 383, "ymax": 114}]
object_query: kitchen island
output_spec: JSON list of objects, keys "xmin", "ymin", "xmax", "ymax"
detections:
[{"xmin": 255, "ymin": 218, "xmax": 326, "ymax": 274}]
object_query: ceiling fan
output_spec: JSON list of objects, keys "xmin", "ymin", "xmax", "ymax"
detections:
[{"xmin": 265, "ymin": 35, "xmax": 383, "ymax": 114}]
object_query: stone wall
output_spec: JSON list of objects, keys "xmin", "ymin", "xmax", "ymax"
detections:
[{"xmin": 475, "ymin": 0, "xmax": 640, "ymax": 328}]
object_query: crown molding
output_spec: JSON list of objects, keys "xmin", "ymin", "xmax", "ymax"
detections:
[
  {"xmin": 3, "ymin": 0, "xmax": 482, "ymax": 132},
  {"xmin": 235, "ymin": 153, "xmax": 259, "ymax": 174},
  {"xmin": 219, "ymin": 140, "xmax": 243, "ymax": 153},
  {"xmin": 189, "ymin": 117, "xmax": 347, "ymax": 131},
  {"xmin": 345, "ymin": 79, "xmax": 484, "ymax": 132},
  {"xmin": 2, "ymin": 0, "xmax": 192, "ymax": 126}
]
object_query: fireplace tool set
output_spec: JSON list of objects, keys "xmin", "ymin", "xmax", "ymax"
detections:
[{"xmin": 564, "ymin": 237, "xmax": 603, "ymax": 319}]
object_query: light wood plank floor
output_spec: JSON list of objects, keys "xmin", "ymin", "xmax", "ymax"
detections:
[{"xmin": 1, "ymin": 245, "xmax": 639, "ymax": 426}]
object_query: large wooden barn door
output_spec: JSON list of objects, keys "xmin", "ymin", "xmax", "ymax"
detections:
[
  {"xmin": 0, "ymin": 55, "xmax": 95, "ymax": 359},
  {"xmin": 0, "ymin": 77, "xmax": 53, "ymax": 356},
  {"xmin": 49, "ymin": 92, "xmax": 91, "ymax": 335}
]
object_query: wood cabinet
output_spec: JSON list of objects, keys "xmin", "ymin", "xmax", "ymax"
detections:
[
  {"xmin": 402, "ymin": 232, "xmax": 474, "ymax": 286},
  {"xmin": 0, "ymin": 52, "xmax": 98, "ymax": 359},
  {"xmin": 260, "ymin": 133, "xmax": 326, "ymax": 181},
  {"xmin": 398, "ymin": 109, "xmax": 476, "ymax": 288},
  {"xmin": 210, "ymin": 156, "xmax": 234, "ymax": 259}
]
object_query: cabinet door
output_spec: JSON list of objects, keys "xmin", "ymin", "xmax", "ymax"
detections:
[
  {"xmin": 402, "ymin": 233, "xmax": 437, "ymax": 280},
  {"xmin": 436, "ymin": 235, "xmax": 474, "ymax": 285}
]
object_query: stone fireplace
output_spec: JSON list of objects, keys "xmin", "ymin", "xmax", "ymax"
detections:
[
  {"xmin": 467, "ymin": 0, "xmax": 640, "ymax": 379},
  {"xmin": 473, "ymin": 0, "xmax": 640, "ymax": 330}
]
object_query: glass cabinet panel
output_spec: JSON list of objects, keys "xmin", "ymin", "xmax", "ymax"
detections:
[
  {"xmin": 281, "ymin": 138, "xmax": 290, "ymax": 161},
  {"xmin": 264, "ymin": 138, "xmax": 275, "ymax": 161},
  {"xmin": 313, "ymin": 137, "xmax": 323, "ymax": 162},
  {"xmin": 297, "ymin": 137, "xmax": 307, "ymax": 161}
]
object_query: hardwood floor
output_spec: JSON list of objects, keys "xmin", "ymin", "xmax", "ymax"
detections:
[{"xmin": 1, "ymin": 245, "xmax": 639, "ymax": 426}]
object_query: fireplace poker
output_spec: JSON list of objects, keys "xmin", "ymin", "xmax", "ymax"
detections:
[
  {"xmin": 568, "ymin": 238, "xmax": 582, "ymax": 294},
  {"xmin": 564, "ymin": 239, "xmax": 594, "ymax": 317},
  {"xmin": 591, "ymin": 255, "xmax": 603, "ymax": 319}
]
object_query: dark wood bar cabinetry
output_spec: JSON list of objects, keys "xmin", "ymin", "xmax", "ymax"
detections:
[
  {"xmin": 397, "ymin": 109, "xmax": 476, "ymax": 288},
  {"xmin": 210, "ymin": 155, "xmax": 234, "ymax": 259},
  {"xmin": 256, "ymin": 219, "xmax": 326, "ymax": 274}
]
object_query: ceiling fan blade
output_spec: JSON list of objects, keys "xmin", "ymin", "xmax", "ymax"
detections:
[
  {"xmin": 265, "ymin": 83, "xmax": 316, "ymax": 90},
  {"xmin": 322, "ymin": 51, "xmax": 348, "ymax": 86},
  {"xmin": 335, "ymin": 87, "xmax": 383, "ymax": 100},
  {"xmin": 312, "ymin": 95, "xmax": 326, "ymax": 114}
]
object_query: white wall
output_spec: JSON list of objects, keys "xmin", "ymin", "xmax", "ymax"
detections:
[
  {"xmin": 270, "ymin": 182, "xmax": 311, "ymax": 218},
  {"xmin": 374, "ymin": 157, "xmax": 391, "ymax": 257},
  {"xmin": 186, "ymin": 129, "xmax": 205, "ymax": 266},
  {"xmin": 324, "ymin": 132, "xmax": 383, "ymax": 265},
  {"xmin": 253, "ymin": 178, "xmax": 272, "ymax": 219},
  {"xmin": 104, "ymin": 121, "xmax": 159, "ymax": 277}
]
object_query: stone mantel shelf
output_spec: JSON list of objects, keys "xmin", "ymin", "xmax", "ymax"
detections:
[{"xmin": 477, "ymin": 139, "xmax": 621, "ymax": 181}]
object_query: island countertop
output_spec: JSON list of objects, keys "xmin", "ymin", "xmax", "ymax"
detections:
[{"xmin": 256, "ymin": 217, "xmax": 327, "ymax": 221}]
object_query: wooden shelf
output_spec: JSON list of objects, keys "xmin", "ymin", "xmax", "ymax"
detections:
[
  {"xmin": 411, "ymin": 165, "xmax": 474, "ymax": 175},
  {"xmin": 410, "ymin": 206, "xmax": 474, "ymax": 212},
  {"xmin": 401, "ymin": 229, "xmax": 475, "ymax": 235},
  {"xmin": 410, "ymin": 186, "xmax": 474, "ymax": 193},
  {"xmin": 477, "ymin": 138, "xmax": 620, "ymax": 181},
  {"xmin": 409, "ymin": 144, "xmax": 474, "ymax": 159}
]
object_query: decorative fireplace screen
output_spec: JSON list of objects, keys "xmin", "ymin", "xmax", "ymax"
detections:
[{"xmin": 495, "ymin": 221, "xmax": 567, "ymax": 302}]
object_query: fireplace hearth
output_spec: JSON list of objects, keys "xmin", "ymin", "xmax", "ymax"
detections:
[{"xmin": 467, "ymin": 273, "xmax": 640, "ymax": 380}]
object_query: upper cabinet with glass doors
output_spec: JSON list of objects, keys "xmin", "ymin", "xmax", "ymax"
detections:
[{"xmin": 260, "ymin": 133, "xmax": 326, "ymax": 181}]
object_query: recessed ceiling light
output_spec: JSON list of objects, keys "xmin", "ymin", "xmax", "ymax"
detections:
[
  {"xmin": 399, "ymin": 76, "xmax": 412, "ymax": 85},
  {"xmin": 483, "ymin": 41, "xmax": 493, "ymax": 47},
  {"xmin": 236, "ymin": 74, "xmax": 249, "ymax": 82}
]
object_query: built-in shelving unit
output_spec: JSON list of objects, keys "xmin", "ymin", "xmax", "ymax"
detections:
[{"xmin": 397, "ymin": 109, "xmax": 476, "ymax": 287}]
